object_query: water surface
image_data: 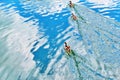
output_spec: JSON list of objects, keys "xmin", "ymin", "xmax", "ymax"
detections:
[{"xmin": 0, "ymin": 0, "xmax": 120, "ymax": 80}]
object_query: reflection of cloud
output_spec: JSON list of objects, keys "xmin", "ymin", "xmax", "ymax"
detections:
[
  {"xmin": 87, "ymin": 0, "xmax": 114, "ymax": 6},
  {"xmin": 0, "ymin": 8, "xmax": 45, "ymax": 79},
  {"xmin": 20, "ymin": 0, "xmax": 79, "ymax": 16},
  {"xmin": 40, "ymin": 0, "xmax": 79, "ymax": 14}
]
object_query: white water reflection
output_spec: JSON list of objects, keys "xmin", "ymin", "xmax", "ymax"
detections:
[
  {"xmin": 0, "ymin": 1, "xmax": 76, "ymax": 79},
  {"xmin": 0, "ymin": 0, "xmax": 120, "ymax": 80},
  {"xmin": 0, "ymin": 6, "xmax": 43, "ymax": 79},
  {"xmin": 20, "ymin": 0, "xmax": 79, "ymax": 16},
  {"xmin": 87, "ymin": 0, "xmax": 114, "ymax": 5}
]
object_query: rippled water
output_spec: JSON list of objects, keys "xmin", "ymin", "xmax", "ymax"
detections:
[{"xmin": 0, "ymin": 0, "xmax": 120, "ymax": 80}]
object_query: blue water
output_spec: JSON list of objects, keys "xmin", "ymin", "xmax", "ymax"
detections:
[{"xmin": 0, "ymin": 0, "xmax": 120, "ymax": 80}]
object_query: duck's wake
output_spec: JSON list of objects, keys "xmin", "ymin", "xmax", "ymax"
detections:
[{"xmin": 67, "ymin": 2, "xmax": 120, "ymax": 80}]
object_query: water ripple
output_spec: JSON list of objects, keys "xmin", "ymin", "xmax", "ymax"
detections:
[
  {"xmin": 0, "ymin": 3, "xmax": 40, "ymax": 79},
  {"xmin": 0, "ymin": 0, "xmax": 120, "ymax": 80}
]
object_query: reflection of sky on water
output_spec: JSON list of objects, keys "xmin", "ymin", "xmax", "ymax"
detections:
[
  {"xmin": 0, "ymin": 0, "xmax": 76, "ymax": 77},
  {"xmin": 80, "ymin": 0, "xmax": 120, "ymax": 22},
  {"xmin": 0, "ymin": 0, "xmax": 120, "ymax": 80},
  {"xmin": 87, "ymin": 0, "xmax": 114, "ymax": 5},
  {"xmin": 0, "ymin": 9, "xmax": 39, "ymax": 79}
]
